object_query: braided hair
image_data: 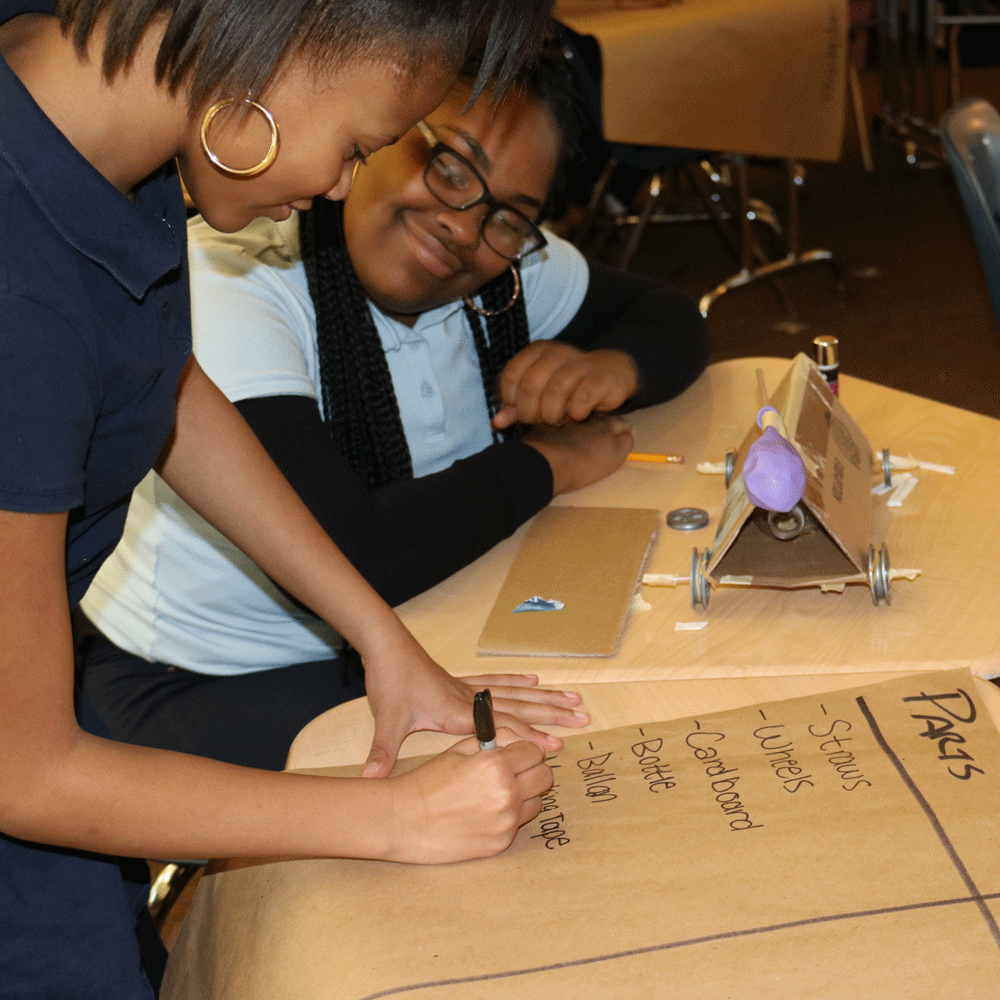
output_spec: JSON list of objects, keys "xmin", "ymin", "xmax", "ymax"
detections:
[
  {"xmin": 300, "ymin": 198, "xmax": 528, "ymax": 490},
  {"xmin": 301, "ymin": 32, "xmax": 585, "ymax": 490}
]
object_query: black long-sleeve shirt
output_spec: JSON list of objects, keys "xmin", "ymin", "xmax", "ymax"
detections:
[{"xmin": 236, "ymin": 260, "xmax": 709, "ymax": 608}]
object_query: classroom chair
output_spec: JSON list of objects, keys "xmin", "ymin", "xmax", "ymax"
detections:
[
  {"xmin": 558, "ymin": 25, "xmax": 778, "ymax": 275},
  {"xmin": 558, "ymin": 24, "xmax": 841, "ymax": 325},
  {"xmin": 925, "ymin": 1, "xmax": 1000, "ymax": 119},
  {"xmin": 939, "ymin": 96, "xmax": 1000, "ymax": 333}
]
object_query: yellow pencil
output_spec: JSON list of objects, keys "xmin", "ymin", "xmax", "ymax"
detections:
[{"xmin": 627, "ymin": 452, "xmax": 684, "ymax": 464}]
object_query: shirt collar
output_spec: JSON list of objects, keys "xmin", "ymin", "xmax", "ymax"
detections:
[
  {"xmin": 369, "ymin": 298, "xmax": 467, "ymax": 353},
  {"xmin": 0, "ymin": 17, "xmax": 181, "ymax": 298}
]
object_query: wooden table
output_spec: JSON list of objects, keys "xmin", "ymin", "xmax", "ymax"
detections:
[
  {"xmin": 556, "ymin": 0, "xmax": 847, "ymax": 160},
  {"xmin": 395, "ymin": 357, "xmax": 1000, "ymax": 682}
]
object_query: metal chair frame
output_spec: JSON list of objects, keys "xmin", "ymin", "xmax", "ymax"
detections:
[
  {"xmin": 939, "ymin": 95, "xmax": 1000, "ymax": 334},
  {"xmin": 876, "ymin": 0, "xmax": 1000, "ymax": 164}
]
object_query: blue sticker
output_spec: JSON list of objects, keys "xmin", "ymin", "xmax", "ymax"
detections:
[{"xmin": 513, "ymin": 596, "xmax": 565, "ymax": 613}]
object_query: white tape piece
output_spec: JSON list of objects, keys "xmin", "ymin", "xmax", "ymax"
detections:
[
  {"xmin": 697, "ymin": 462, "xmax": 727, "ymax": 475},
  {"xmin": 642, "ymin": 573, "xmax": 689, "ymax": 587},
  {"xmin": 630, "ymin": 594, "xmax": 653, "ymax": 613},
  {"xmin": 888, "ymin": 476, "xmax": 918, "ymax": 507},
  {"xmin": 675, "ymin": 621, "xmax": 709, "ymax": 631},
  {"xmin": 873, "ymin": 471, "xmax": 913, "ymax": 496},
  {"xmin": 889, "ymin": 568, "xmax": 921, "ymax": 580},
  {"xmin": 878, "ymin": 450, "xmax": 956, "ymax": 475},
  {"xmin": 719, "ymin": 575, "xmax": 754, "ymax": 586},
  {"xmin": 912, "ymin": 460, "xmax": 955, "ymax": 474}
]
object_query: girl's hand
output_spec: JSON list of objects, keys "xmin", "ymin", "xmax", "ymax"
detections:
[
  {"xmin": 523, "ymin": 413, "xmax": 633, "ymax": 495},
  {"xmin": 457, "ymin": 672, "xmax": 589, "ymax": 726},
  {"xmin": 493, "ymin": 342, "xmax": 638, "ymax": 429},
  {"xmin": 360, "ymin": 644, "xmax": 588, "ymax": 778},
  {"xmin": 385, "ymin": 730, "xmax": 552, "ymax": 864}
]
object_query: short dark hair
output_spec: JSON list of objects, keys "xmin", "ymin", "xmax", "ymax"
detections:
[{"xmin": 54, "ymin": 0, "xmax": 552, "ymax": 111}]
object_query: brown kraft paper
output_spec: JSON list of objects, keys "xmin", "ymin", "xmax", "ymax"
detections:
[{"xmin": 163, "ymin": 669, "xmax": 1000, "ymax": 999}]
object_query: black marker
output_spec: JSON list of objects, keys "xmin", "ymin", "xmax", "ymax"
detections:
[{"xmin": 473, "ymin": 689, "xmax": 496, "ymax": 751}]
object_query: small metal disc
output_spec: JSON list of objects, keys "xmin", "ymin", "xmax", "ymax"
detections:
[
  {"xmin": 868, "ymin": 543, "xmax": 892, "ymax": 606},
  {"xmin": 667, "ymin": 507, "xmax": 710, "ymax": 531},
  {"xmin": 690, "ymin": 547, "xmax": 711, "ymax": 609},
  {"xmin": 767, "ymin": 503, "xmax": 806, "ymax": 541}
]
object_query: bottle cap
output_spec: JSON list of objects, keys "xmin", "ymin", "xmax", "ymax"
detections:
[{"xmin": 813, "ymin": 335, "xmax": 838, "ymax": 367}]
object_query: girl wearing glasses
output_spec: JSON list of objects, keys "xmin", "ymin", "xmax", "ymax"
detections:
[
  {"xmin": 78, "ymin": 41, "xmax": 709, "ymax": 774},
  {"xmin": 0, "ymin": 2, "xmax": 569, "ymax": 997}
]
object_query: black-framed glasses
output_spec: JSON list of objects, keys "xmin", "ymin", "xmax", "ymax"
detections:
[{"xmin": 415, "ymin": 121, "xmax": 547, "ymax": 261}]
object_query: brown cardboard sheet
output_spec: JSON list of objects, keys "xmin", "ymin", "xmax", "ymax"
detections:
[
  {"xmin": 476, "ymin": 506, "xmax": 661, "ymax": 657},
  {"xmin": 163, "ymin": 669, "xmax": 1000, "ymax": 999}
]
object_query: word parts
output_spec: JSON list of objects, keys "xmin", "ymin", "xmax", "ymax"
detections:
[{"xmin": 902, "ymin": 687, "xmax": 985, "ymax": 780}]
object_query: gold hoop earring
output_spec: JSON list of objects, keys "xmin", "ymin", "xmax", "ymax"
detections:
[
  {"xmin": 200, "ymin": 98, "xmax": 280, "ymax": 178},
  {"xmin": 463, "ymin": 265, "xmax": 521, "ymax": 316}
]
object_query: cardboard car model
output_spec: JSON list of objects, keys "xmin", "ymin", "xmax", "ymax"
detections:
[{"xmin": 690, "ymin": 354, "xmax": 891, "ymax": 609}]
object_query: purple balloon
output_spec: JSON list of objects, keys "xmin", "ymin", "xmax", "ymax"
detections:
[{"xmin": 743, "ymin": 425, "xmax": 807, "ymax": 513}]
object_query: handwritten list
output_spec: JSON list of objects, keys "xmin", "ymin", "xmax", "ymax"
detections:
[{"xmin": 163, "ymin": 669, "xmax": 1000, "ymax": 999}]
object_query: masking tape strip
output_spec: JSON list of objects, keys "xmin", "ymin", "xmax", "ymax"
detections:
[
  {"xmin": 642, "ymin": 573, "xmax": 688, "ymax": 587},
  {"xmin": 888, "ymin": 476, "xmax": 918, "ymax": 507},
  {"xmin": 878, "ymin": 450, "xmax": 955, "ymax": 475}
]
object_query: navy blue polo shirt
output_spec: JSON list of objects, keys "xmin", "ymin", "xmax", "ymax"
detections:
[{"xmin": 0, "ymin": 1, "xmax": 191, "ymax": 608}]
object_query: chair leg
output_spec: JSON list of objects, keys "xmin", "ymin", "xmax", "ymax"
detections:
[
  {"xmin": 693, "ymin": 156, "xmax": 797, "ymax": 319},
  {"xmin": 948, "ymin": 24, "xmax": 962, "ymax": 109},
  {"xmin": 923, "ymin": 0, "xmax": 937, "ymax": 125},
  {"xmin": 619, "ymin": 171, "xmax": 663, "ymax": 270},
  {"xmin": 699, "ymin": 159, "xmax": 845, "ymax": 320},
  {"xmin": 570, "ymin": 157, "xmax": 618, "ymax": 248},
  {"xmin": 850, "ymin": 65, "xmax": 875, "ymax": 172}
]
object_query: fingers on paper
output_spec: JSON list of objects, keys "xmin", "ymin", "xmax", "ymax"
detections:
[
  {"xmin": 493, "ymin": 693, "xmax": 589, "ymax": 730},
  {"xmin": 460, "ymin": 674, "xmax": 584, "ymax": 709}
]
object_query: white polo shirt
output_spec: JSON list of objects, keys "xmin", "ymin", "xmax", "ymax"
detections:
[{"xmin": 81, "ymin": 214, "xmax": 588, "ymax": 673}]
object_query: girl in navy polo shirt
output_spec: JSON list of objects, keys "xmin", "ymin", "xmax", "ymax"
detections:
[{"xmin": 0, "ymin": 2, "xmax": 579, "ymax": 997}]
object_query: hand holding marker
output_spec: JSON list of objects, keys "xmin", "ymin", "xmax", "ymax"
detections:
[{"xmin": 742, "ymin": 369, "xmax": 808, "ymax": 514}]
